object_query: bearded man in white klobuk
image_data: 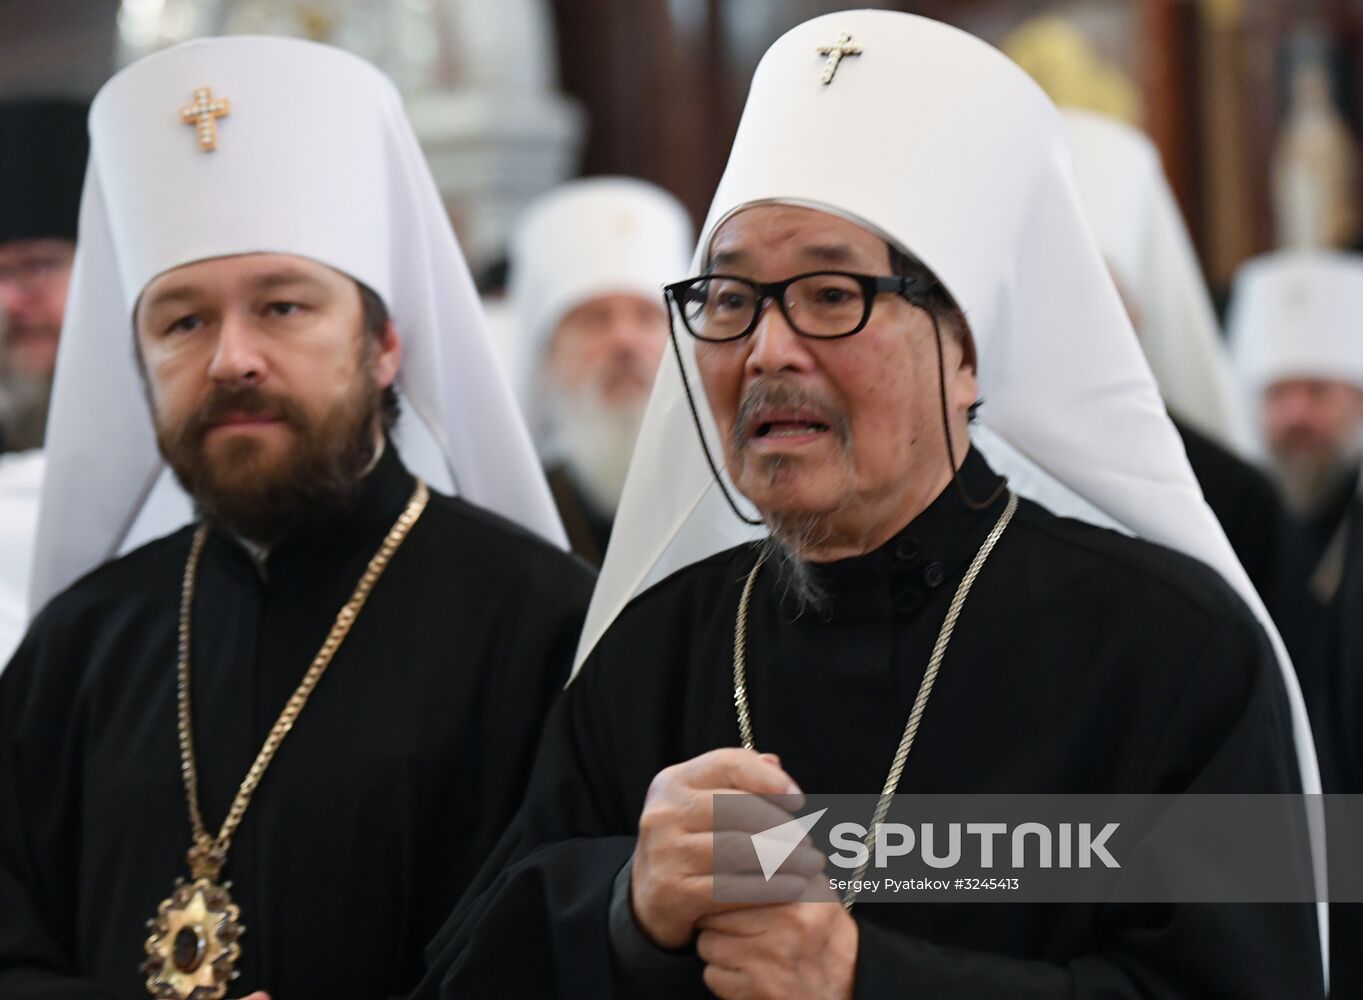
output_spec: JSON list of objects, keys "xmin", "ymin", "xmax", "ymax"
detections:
[
  {"xmin": 510, "ymin": 177, "xmax": 693, "ymax": 564},
  {"xmin": 412, "ymin": 12, "xmax": 1325, "ymax": 1000},
  {"xmin": 0, "ymin": 36, "xmax": 595, "ymax": 1000},
  {"xmin": 1229, "ymin": 248, "xmax": 1363, "ymax": 998}
]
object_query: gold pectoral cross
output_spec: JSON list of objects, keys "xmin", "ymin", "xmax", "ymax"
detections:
[
  {"xmin": 180, "ymin": 87, "xmax": 230, "ymax": 152},
  {"xmin": 817, "ymin": 32, "xmax": 862, "ymax": 85}
]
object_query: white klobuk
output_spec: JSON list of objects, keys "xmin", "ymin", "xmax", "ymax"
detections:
[
  {"xmin": 575, "ymin": 11, "xmax": 1328, "ymax": 977},
  {"xmin": 1229, "ymin": 249, "xmax": 1363, "ymax": 454},
  {"xmin": 115, "ymin": 0, "xmax": 587, "ymax": 280},
  {"xmin": 30, "ymin": 35, "xmax": 566, "ymax": 612},
  {"xmin": 1064, "ymin": 107, "xmax": 1256, "ymax": 457}
]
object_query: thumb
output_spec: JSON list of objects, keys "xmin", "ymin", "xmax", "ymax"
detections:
[{"xmin": 236, "ymin": 993, "xmax": 271, "ymax": 1000}]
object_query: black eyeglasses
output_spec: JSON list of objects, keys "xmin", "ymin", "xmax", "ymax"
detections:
[{"xmin": 664, "ymin": 270, "xmax": 934, "ymax": 343}]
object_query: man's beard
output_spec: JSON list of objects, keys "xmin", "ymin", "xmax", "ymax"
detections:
[
  {"xmin": 1, "ymin": 319, "xmax": 62, "ymax": 380},
  {"xmin": 732, "ymin": 378, "xmax": 856, "ymax": 618},
  {"xmin": 0, "ymin": 368, "xmax": 53, "ymax": 451},
  {"xmin": 756, "ymin": 509, "xmax": 834, "ymax": 619},
  {"xmin": 1271, "ymin": 442, "xmax": 1363, "ymax": 518},
  {"xmin": 542, "ymin": 382, "xmax": 649, "ymax": 516},
  {"xmin": 155, "ymin": 374, "xmax": 381, "ymax": 545}
]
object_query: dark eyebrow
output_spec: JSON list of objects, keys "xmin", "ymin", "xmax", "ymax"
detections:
[
  {"xmin": 799, "ymin": 243, "xmax": 857, "ymax": 264},
  {"xmin": 708, "ymin": 248, "xmax": 748, "ymax": 271},
  {"xmin": 138, "ymin": 268, "xmax": 331, "ymax": 324},
  {"xmin": 707, "ymin": 243, "xmax": 859, "ymax": 272},
  {"xmin": 248, "ymin": 269, "xmax": 327, "ymax": 294},
  {"xmin": 139, "ymin": 284, "xmax": 199, "ymax": 315}
]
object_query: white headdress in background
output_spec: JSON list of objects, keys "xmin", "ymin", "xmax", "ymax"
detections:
[{"xmin": 1228, "ymin": 249, "xmax": 1363, "ymax": 443}]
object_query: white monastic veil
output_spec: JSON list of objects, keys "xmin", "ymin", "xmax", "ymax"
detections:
[
  {"xmin": 1063, "ymin": 107, "xmax": 1257, "ymax": 458},
  {"xmin": 0, "ymin": 451, "xmax": 43, "ymax": 670},
  {"xmin": 30, "ymin": 36, "xmax": 567, "ymax": 612},
  {"xmin": 576, "ymin": 11, "xmax": 1328, "ymax": 978}
]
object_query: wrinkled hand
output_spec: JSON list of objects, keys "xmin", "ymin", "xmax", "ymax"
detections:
[
  {"xmin": 697, "ymin": 899, "xmax": 858, "ymax": 1000},
  {"xmin": 631, "ymin": 748, "xmax": 817, "ymax": 949}
]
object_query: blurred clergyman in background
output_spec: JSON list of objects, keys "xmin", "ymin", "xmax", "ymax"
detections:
[
  {"xmin": 1229, "ymin": 245, "xmax": 1363, "ymax": 1000},
  {"xmin": 0, "ymin": 97, "xmax": 88, "ymax": 667},
  {"xmin": 0, "ymin": 97, "xmax": 87, "ymax": 455},
  {"xmin": 1230, "ymin": 250, "xmax": 1363, "ymax": 789},
  {"xmin": 510, "ymin": 177, "xmax": 692, "ymax": 563}
]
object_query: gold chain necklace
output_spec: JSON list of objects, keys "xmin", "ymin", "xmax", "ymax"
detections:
[
  {"xmin": 142, "ymin": 479, "xmax": 430, "ymax": 1000},
  {"xmin": 733, "ymin": 491, "xmax": 1017, "ymax": 909}
]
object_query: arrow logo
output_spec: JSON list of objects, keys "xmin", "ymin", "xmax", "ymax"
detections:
[{"xmin": 750, "ymin": 808, "xmax": 828, "ymax": 881}]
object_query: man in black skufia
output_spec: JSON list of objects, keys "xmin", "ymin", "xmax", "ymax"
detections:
[{"xmin": 0, "ymin": 97, "xmax": 87, "ymax": 454}]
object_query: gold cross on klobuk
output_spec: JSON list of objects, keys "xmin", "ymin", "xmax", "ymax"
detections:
[
  {"xmin": 817, "ymin": 32, "xmax": 862, "ymax": 85},
  {"xmin": 180, "ymin": 87, "xmax": 230, "ymax": 152}
]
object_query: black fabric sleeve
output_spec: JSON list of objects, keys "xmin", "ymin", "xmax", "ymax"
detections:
[
  {"xmin": 607, "ymin": 857, "xmax": 706, "ymax": 994},
  {"xmin": 853, "ymin": 921, "xmax": 1069, "ymax": 998},
  {"xmin": 413, "ymin": 652, "xmax": 642, "ymax": 999},
  {"xmin": 0, "ymin": 620, "xmax": 119, "ymax": 1000}
]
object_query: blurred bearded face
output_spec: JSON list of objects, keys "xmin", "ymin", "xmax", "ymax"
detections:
[
  {"xmin": 541, "ymin": 292, "xmax": 668, "ymax": 512},
  {"xmin": 545, "ymin": 292, "xmax": 667, "ymax": 406},
  {"xmin": 0, "ymin": 237, "xmax": 74, "ymax": 379},
  {"xmin": 1263, "ymin": 376, "xmax": 1363, "ymax": 515},
  {"xmin": 134, "ymin": 253, "xmax": 401, "ymax": 543}
]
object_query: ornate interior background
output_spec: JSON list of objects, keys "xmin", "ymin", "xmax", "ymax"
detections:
[{"xmin": 2, "ymin": 0, "xmax": 1361, "ymax": 296}]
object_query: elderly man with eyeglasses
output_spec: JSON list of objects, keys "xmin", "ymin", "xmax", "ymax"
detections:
[{"xmin": 413, "ymin": 11, "xmax": 1324, "ymax": 1000}]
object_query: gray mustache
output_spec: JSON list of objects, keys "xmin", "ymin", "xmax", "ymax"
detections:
[{"xmin": 732, "ymin": 379, "xmax": 851, "ymax": 451}]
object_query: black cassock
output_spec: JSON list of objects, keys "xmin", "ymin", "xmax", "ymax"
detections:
[
  {"xmin": 413, "ymin": 448, "xmax": 1321, "ymax": 1000},
  {"xmin": 1270, "ymin": 467, "xmax": 1363, "ymax": 794},
  {"xmin": 1171, "ymin": 415, "xmax": 1282, "ymax": 602},
  {"xmin": 1269, "ymin": 469, "xmax": 1363, "ymax": 998},
  {"xmin": 545, "ymin": 464, "xmax": 613, "ymax": 568},
  {"xmin": 0, "ymin": 444, "xmax": 595, "ymax": 1000},
  {"xmin": 1321, "ymin": 499, "xmax": 1363, "ymax": 1000}
]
